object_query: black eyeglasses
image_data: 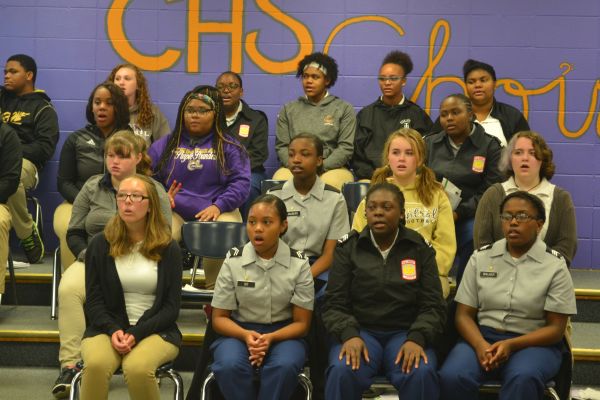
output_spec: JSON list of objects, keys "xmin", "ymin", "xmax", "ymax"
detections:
[
  {"xmin": 216, "ymin": 83, "xmax": 241, "ymax": 91},
  {"xmin": 116, "ymin": 193, "xmax": 149, "ymax": 203},
  {"xmin": 184, "ymin": 107, "xmax": 213, "ymax": 116},
  {"xmin": 499, "ymin": 212, "xmax": 538, "ymax": 223}
]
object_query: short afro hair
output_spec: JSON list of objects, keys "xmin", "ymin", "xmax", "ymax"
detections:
[
  {"xmin": 463, "ymin": 59, "xmax": 497, "ymax": 82},
  {"xmin": 381, "ymin": 50, "xmax": 413, "ymax": 76},
  {"xmin": 500, "ymin": 191, "xmax": 546, "ymax": 223},
  {"xmin": 296, "ymin": 52, "xmax": 339, "ymax": 88},
  {"xmin": 7, "ymin": 54, "xmax": 37, "ymax": 84}
]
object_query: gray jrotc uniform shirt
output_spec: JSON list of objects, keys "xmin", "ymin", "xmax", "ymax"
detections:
[
  {"xmin": 267, "ymin": 176, "xmax": 350, "ymax": 258},
  {"xmin": 211, "ymin": 239, "xmax": 314, "ymax": 324},
  {"xmin": 456, "ymin": 238, "xmax": 577, "ymax": 334}
]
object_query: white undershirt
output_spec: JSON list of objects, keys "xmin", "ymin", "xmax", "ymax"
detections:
[
  {"xmin": 369, "ymin": 229, "xmax": 399, "ymax": 261},
  {"xmin": 226, "ymin": 102, "xmax": 243, "ymax": 127},
  {"xmin": 115, "ymin": 243, "xmax": 158, "ymax": 325},
  {"xmin": 478, "ymin": 111, "xmax": 506, "ymax": 147}
]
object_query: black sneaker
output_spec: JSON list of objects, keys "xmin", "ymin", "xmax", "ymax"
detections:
[
  {"xmin": 51, "ymin": 364, "xmax": 80, "ymax": 399},
  {"xmin": 20, "ymin": 223, "xmax": 44, "ymax": 264}
]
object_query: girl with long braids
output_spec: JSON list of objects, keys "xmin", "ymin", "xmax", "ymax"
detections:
[{"xmin": 149, "ymin": 85, "xmax": 250, "ymax": 288}]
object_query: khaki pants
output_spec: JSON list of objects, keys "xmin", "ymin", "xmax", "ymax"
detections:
[
  {"xmin": 6, "ymin": 159, "xmax": 37, "ymax": 239},
  {"xmin": 272, "ymin": 167, "xmax": 354, "ymax": 191},
  {"xmin": 81, "ymin": 333, "xmax": 178, "ymax": 400},
  {"xmin": 53, "ymin": 202, "xmax": 76, "ymax": 270},
  {"xmin": 57, "ymin": 261, "xmax": 85, "ymax": 367},
  {"xmin": 173, "ymin": 209, "xmax": 242, "ymax": 289},
  {"xmin": 0, "ymin": 204, "xmax": 12, "ymax": 294}
]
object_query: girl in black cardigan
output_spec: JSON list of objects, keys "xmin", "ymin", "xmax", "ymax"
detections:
[{"xmin": 80, "ymin": 174, "xmax": 181, "ymax": 400}]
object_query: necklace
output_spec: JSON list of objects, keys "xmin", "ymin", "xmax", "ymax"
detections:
[{"xmin": 516, "ymin": 179, "xmax": 541, "ymax": 192}]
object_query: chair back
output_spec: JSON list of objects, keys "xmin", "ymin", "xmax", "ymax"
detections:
[
  {"xmin": 182, "ymin": 221, "xmax": 247, "ymax": 259},
  {"xmin": 342, "ymin": 182, "xmax": 370, "ymax": 222},
  {"xmin": 260, "ymin": 179, "xmax": 287, "ymax": 194}
]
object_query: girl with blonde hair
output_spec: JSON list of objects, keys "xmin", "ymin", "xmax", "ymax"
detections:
[{"xmin": 352, "ymin": 128, "xmax": 456, "ymax": 297}]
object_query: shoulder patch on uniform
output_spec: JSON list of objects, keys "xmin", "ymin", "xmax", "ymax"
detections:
[
  {"xmin": 476, "ymin": 243, "xmax": 493, "ymax": 252},
  {"xmin": 228, "ymin": 246, "xmax": 243, "ymax": 257},
  {"xmin": 337, "ymin": 230, "xmax": 358, "ymax": 244},
  {"xmin": 546, "ymin": 246, "xmax": 564, "ymax": 260},
  {"xmin": 323, "ymin": 184, "xmax": 341, "ymax": 193},
  {"xmin": 289, "ymin": 248, "xmax": 306, "ymax": 259}
]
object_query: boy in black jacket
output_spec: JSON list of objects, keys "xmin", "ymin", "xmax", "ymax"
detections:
[{"xmin": 1, "ymin": 54, "xmax": 59, "ymax": 263}]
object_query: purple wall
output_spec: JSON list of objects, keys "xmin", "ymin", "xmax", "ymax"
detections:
[{"xmin": 1, "ymin": 0, "xmax": 599, "ymax": 268}]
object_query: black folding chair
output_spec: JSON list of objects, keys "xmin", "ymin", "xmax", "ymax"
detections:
[
  {"xmin": 341, "ymin": 182, "xmax": 369, "ymax": 223},
  {"xmin": 181, "ymin": 221, "xmax": 247, "ymax": 302}
]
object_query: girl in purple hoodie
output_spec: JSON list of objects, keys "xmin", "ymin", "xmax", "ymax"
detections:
[{"xmin": 149, "ymin": 85, "xmax": 250, "ymax": 288}]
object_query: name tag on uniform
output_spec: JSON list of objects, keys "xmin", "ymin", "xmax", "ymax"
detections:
[
  {"xmin": 287, "ymin": 211, "xmax": 300, "ymax": 217},
  {"xmin": 237, "ymin": 280, "xmax": 256, "ymax": 288},
  {"xmin": 480, "ymin": 271, "xmax": 498, "ymax": 278}
]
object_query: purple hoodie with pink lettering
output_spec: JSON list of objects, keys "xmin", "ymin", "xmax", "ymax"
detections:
[{"xmin": 149, "ymin": 130, "xmax": 250, "ymax": 221}]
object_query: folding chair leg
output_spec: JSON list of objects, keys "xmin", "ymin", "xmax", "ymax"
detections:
[{"xmin": 51, "ymin": 247, "xmax": 60, "ymax": 319}]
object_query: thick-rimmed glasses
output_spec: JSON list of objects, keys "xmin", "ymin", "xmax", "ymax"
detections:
[
  {"xmin": 116, "ymin": 193, "xmax": 149, "ymax": 203},
  {"xmin": 499, "ymin": 212, "xmax": 538, "ymax": 223}
]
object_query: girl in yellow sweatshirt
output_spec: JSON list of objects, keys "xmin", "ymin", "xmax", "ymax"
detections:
[{"xmin": 352, "ymin": 128, "xmax": 456, "ymax": 297}]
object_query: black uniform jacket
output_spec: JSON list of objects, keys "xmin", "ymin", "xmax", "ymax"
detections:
[
  {"xmin": 425, "ymin": 123, "xmax": 503, "ymax": 221},
  {"xmin": 224, "ymin": 99, "xmax": 268, "ymax": 172},
  {"xmin": 323, "ymin": 228, "xmax": 446, "ymax": 348},
  {"xmin": 352, "ymin": 98, "xmax": 433, "ymax": 180}
]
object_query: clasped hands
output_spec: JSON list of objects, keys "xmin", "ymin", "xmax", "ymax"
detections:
[
  {"xmin": 476, "ymin": 339, "xmax": 513, "ymax": 371},
  {"xmin": 111, "ymin": 329, "xmax": 136, "ymax": 355},
  {"xmin": 245, "ymin": 331, "xmax": 272, "ymax": 367}
]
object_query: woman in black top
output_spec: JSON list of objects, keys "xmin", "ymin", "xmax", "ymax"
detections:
[
  {"xmin": 425, "ymin": 94, "xmax": 503, "ymax": 285},
  {"xmin": 80, "ymin": 174, "xmax": 181, "ymax": 400}
]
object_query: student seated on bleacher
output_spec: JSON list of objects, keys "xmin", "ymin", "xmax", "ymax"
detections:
[
  {"xmin": 207, "ymin": 194, "xmax": 314, "ymax": 400},
  {"xmin": 352, "ymin": 128, "xmax": 456, "ymax": 298},
  {"xmin": 80, "ymin": 174, "xmax": 181, "ymax": 400},
  {"xmin": 149, "ymin": 85, "xmax": 250, "ymax": 289},
  {"xmin": 323, "ymin": 182, "xmax": 446, "ymax": 400},
  {"xmin": 108, "ymin": 63, "xmax": 171, "ymax": 144},
  {"xmin": 425, "ymin": 93, "xmax": 503, "ymax": 286},
  {"xmin": 55, "ymin": 81, "xmax": 131, "ymax": 269},
  {"xmin": 216, "ymin": 71, "xmax": 269, "ymax": 219},
  {"xmin": 352, "ymin": 50, "xmax": 432, "ymax": 181},
  {"xmin": 430, "ymin": 59, "xmax": 530, "ymax": 147},
  {"xmin": 439, "ymin": 191, "xmax": 576, "ymax": 400},
  {"xmin": 273, "ymin": 52, "xmax": 355, "ymax": 190},
  {"xmin": 52, "ymin": 131, "xmax": 172, "ymax": 399},
  {"xmin": 474, "ymin": 130, "xmax": 577, "ymax": 266},
  {"xmin": 0, "ymin": 124, "xmax": 22, "ymax": 297},
  {"xmin": 0, "ymin": 54, "xmax": 59, "ymax": 263}
]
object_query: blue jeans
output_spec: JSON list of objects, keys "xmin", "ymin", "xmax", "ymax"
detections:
[
  {"xmin": 240, "ymin": 171, "xmax": 267, "ymax": 221},
  {"xmin": 210, "ymin": 320, "xmax": 306, "ymax": 400},
  {"xmin": 325, "ymin": 329, "xmax": 439, "ymax": 400},
  {"xmin": 454, "ymin": 217, "xmax": 474, "ymax": 286},
  {"xmin": 438, "ymin": 326, "xmax": 562, "ymax": 400}
]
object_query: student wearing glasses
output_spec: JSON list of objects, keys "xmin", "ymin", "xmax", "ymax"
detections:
[
  {"xmin": 52, "ymin": 131, "xmax": 172, "ymax": 399},
  {"xmin": 216, "ymin": 71, "xmax": 268, "ymax": 218},
  {"xmin": 352, "ymin": 51, "xmax": 433, "ymax": 181},
  {"xmin": 149, "ymin": 85, "xmax": 250, "ymax": 288},
  {"xmin": 474, "ymin": 131, "xmax": 577, "ymax": 266},
  {"xmin": 439, "ymin": 191, "xmax": 576, "ymax": 400}
]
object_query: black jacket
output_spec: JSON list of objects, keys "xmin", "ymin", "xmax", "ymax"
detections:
[
  {"xmin": 323, "ymin": 228, "xmax": 446, "ymax": 348},
  {"xmin": 0, "ymin": 89, "xmax": 59, "ymax": 170},
  {"xmin": 84, "ymin": 233, "xmax": 182, "ymax": 347},
  {"xmin": 430, "ymin": 98, "xmax": 530, "ymax": 141},
  {"xmin": 352, "ymin": 98, "xmax": 433, "ymax": 180},
  {"xmin": 0, "ymin": 124, "xmax": 22, "ymax": 204},
  {"xmin": 425, "ymin": 123, "xmax": 503, "ymax": 221},
  {"xmin": 224, "ymin": 100, "xmax": 268, "ymax": 172},
  {"xmin": 57, "ymin": 124, "xmax": 107, "ymax": 203}
]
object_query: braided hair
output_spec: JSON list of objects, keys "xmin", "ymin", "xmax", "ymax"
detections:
[{"xmin": 153, "ymin": 85, "xmax": 247, "ymax": 182}]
